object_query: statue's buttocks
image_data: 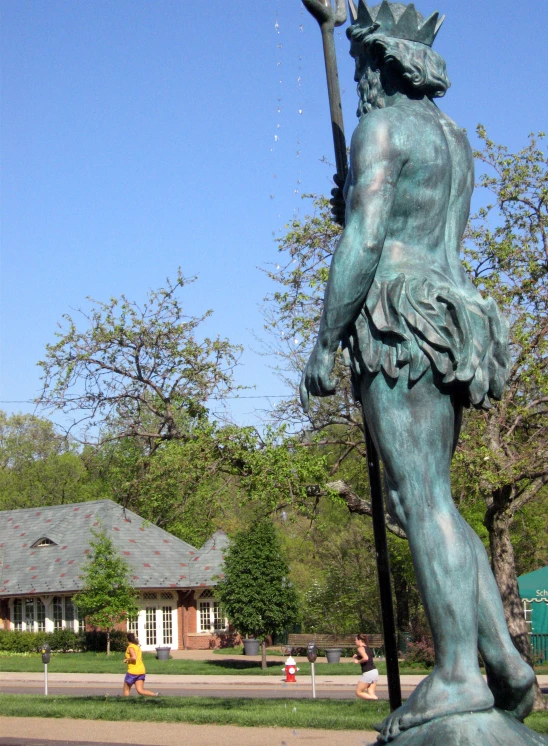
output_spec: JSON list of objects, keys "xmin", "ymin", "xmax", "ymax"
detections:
[{"xmin": 344, "ymin": 272, "xmax": 509, "ymax": 408}]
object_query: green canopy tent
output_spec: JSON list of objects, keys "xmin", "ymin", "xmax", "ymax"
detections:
[
  {"xmin": 518, "ymin": 566, "xmax": 548, "ymax": 633},
  {"xmin": 518, "ymin": 566, "xmax": 548, "ymax": 663}
]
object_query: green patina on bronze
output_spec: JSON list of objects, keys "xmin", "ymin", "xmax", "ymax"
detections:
[{"xmin": 300, "ymin": 2, "xmax": 543, "ymax": 743}]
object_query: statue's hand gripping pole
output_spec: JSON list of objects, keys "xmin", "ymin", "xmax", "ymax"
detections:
[{"xmin": 301, "ymin": 0, "xmax": 402, "ymax": 712}]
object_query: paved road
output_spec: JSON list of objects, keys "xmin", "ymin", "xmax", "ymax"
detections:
[
  {"xmin": 0, "ymin": 682, "xmax": 361, "ymax": 699},
  {"xmin": 0, "ymin": 674, "xmax": 420, "ymax": 700}
]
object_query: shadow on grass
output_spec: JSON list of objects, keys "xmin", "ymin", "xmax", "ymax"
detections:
[
  {"xmin": 120, "ymin": 696, "xmax": 272, "ymax": 710},
  {"xmin": 201, "ymin": 659, "xmax": 282, "ymax": 671}
]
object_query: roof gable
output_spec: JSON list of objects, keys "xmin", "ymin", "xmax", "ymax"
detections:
[{"xmin": 0, "ymin": 500, "xmax": 227, "ymax": 596}]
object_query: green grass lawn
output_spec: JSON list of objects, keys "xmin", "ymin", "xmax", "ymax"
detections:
[
  {"xmin": 0, "ymin": 694, "xmax": 388, "ymax": 730},
  {"xmin": 0, "ymin": 651, "xmax": 424, "ymax": 676},
  {"xmin": 0, "ymin": 694, "xmax": 547, "ymax": 735},
  {"xmin": 1, "ymin": 652, "xmax": 546, "ymax": 678}
]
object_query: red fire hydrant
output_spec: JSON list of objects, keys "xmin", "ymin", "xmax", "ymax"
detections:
[{"xmin": 283, "ymin": 655, "xmax": 299, "ymax": 683}]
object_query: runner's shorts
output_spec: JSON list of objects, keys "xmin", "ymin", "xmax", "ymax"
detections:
[
  {"xmin": 359, "ymin": 669, "xmax": 379, "ymax": 685},
  {"xmin": 124, "ymin": 673, "xmax": 146, "ymax": 685}
]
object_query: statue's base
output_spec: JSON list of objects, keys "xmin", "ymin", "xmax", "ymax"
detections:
[{"xmin": 366, "ymin": 708, "xmax": 548, "ymax": 745}]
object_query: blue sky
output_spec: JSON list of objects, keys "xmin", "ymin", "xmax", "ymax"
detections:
[{"xmin": 1, "ymin": 0, "xmax": 546, "ymax": 429}]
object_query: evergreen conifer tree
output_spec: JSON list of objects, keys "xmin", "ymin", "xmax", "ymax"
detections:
[{"xmin": 217, "ymin": 519, "xmax": 299, "ymax": 669}]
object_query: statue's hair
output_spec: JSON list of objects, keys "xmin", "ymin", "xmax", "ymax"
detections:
[{"xmin": 348, "ymin": 26, "xmax": 450, "ymax": 99}]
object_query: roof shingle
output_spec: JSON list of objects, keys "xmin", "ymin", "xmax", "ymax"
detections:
[{"xmin": 0, "ymin": 500, "xmax": 228, "ymax": 596}]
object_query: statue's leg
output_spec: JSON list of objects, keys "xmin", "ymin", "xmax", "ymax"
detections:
[
  {"xmin": 360, "ymin": 369, "xmax": 494, "ymax": 742},
  {"xmin": 461, "ymin": 522, "xmax": 536, "ymax": 718},
  {"xmin": 450, "ymin": 410, "xmax": 536, "ymax": 719}
]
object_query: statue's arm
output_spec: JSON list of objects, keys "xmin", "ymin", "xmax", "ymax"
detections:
[
  {"xmin": 318, "ymin": 115, "xmax": 404, "ymax": 352},
  {"xmin": 300, "ymin": 113, "xmax": 404, "ymax": 409}
]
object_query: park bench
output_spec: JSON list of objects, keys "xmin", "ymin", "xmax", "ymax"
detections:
[{"xmin": 286, "ymin": 633, "xmax": 385, "ymax": 657}]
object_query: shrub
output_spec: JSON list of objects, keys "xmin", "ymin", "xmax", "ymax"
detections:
[
  {"xmin": 0, "ymin": 630, "xmax": 48, "ymax": 653},
  {"xmin": 83, "ymin": 630, "xmax": 129, "ymax": 652},
  {"xmin": 49, "ymin": 628, "xmax": 82, "ymax": 652},
  {"xmin": 403, "ymin": 637, "xmax": 435, "ymax": 668}
]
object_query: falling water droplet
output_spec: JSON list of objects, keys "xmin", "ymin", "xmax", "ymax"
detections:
[
  {"xmin": 298, "ymin": 109, "xmax": 303, "ymax": 115},
  {"xmin": 299, "ymin": 24, "xmax": 303, "ymax": 32},
  {"xmin": 274, "ymin": 135, "xmax": 279, "ymax": 141}
]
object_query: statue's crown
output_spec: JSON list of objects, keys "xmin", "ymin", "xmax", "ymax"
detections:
[{"xmin": 349, "ymin": 0, "xmax": 444, "ymax": 46}]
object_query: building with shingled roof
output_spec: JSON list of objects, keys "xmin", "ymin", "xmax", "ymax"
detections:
[{"xmin": 0, "ymin": 500, "xmax": 232, "ymax": 650}]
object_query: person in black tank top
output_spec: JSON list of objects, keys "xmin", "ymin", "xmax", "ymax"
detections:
[{"xmin": 354, "ymin": 633, "xmax": 379, "ymax": 700}]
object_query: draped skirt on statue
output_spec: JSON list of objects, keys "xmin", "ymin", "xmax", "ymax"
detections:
[{"xmin": 343, "ymin": 273, "xmax": 510, "ymax": 409}]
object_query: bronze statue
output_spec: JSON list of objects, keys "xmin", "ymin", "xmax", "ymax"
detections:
[{"xmin": 300, "ymin": 2, "xmax": 540, "ymax": 743}]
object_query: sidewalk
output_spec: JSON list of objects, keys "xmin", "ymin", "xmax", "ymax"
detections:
[
  {"xmin": 0, "ymin": 717, "xmax": 379, "ymax": 746},
  {"xmin": 169, "ymin": 648, "xmax": 357, "ymax": 662}
]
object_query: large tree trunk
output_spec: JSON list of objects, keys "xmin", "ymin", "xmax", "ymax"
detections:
[
  {"xmin": 106, "ymin": 629, "xmax": 111, "ymax": 657},
  {"xmin": 485, "ymin": 505, "xmax": 546, "ymax": 710},
  {"xmin": 261, "ymin": 639, "xmax": 267, "ymax": 670},
  {"xmin": 393, "ymin": 573, "xmax": 410, "ymax": 642}
]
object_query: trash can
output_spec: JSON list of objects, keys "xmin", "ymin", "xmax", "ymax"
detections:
[
  {"xmin": 325, "ymin": 647, "xmax": 342, "ymax": 664},
  {"xmin": 243, "ymin": 639, "xmax": 261, "ymax": 655},
  {"xmin": 155, "ymin": 646, "xmax": 171, "ymax": 660}
]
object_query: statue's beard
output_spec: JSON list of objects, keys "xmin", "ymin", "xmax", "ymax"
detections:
[{"xmin": 357, "ymin": 67, "xmax": 385, "ymax": 116}]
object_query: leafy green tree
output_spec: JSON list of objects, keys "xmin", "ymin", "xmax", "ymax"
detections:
[
  {"xmin": 74, "ymin": 529, "xmax": 138, "ymax": 655},
  {"xmin": 35, "ymin": 271, "xmax": 251, "ymax": 536},
  {"xmin": 37, "ymin": 270, "xmax": 242, "ymax": 449},
  {"xmin": 300, "ymin": 515, "xmax": 381, "ymax": 635},
  {"xmin": 0, "ymin": 411, "xmax": 95, "ymax": 510},
  {"xmin": 217, "ymin": 519, "xmax": 299, "ymax": 669}
]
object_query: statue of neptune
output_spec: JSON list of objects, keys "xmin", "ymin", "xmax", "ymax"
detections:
[{"xmin": 299, "ymin": 2, "xmax": 536, "ymax": 741}]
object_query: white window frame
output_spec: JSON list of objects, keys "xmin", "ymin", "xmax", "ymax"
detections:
[
  {"xmin": 46, "ymin": 596, "xmax": 84, "ymax": 633},
  {"xmin": 132, "ymin": 591, "xmax": 178, "ymax": 651},
  {"xmin": 196, "ymin": 590, "xmax": 227, "ymax": 634},
  {"xmin": 10, "ymin": 597, "xmax": 47, "ymax": 632}
]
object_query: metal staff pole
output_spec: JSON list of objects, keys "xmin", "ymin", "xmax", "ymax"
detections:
[
  {"xmin": 301, "ymin": 0, "xmax": 402, "ymax": 711},
  {"xmin": 301, "ymin": 0, "xmax": 348, "ymax": 182}
]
